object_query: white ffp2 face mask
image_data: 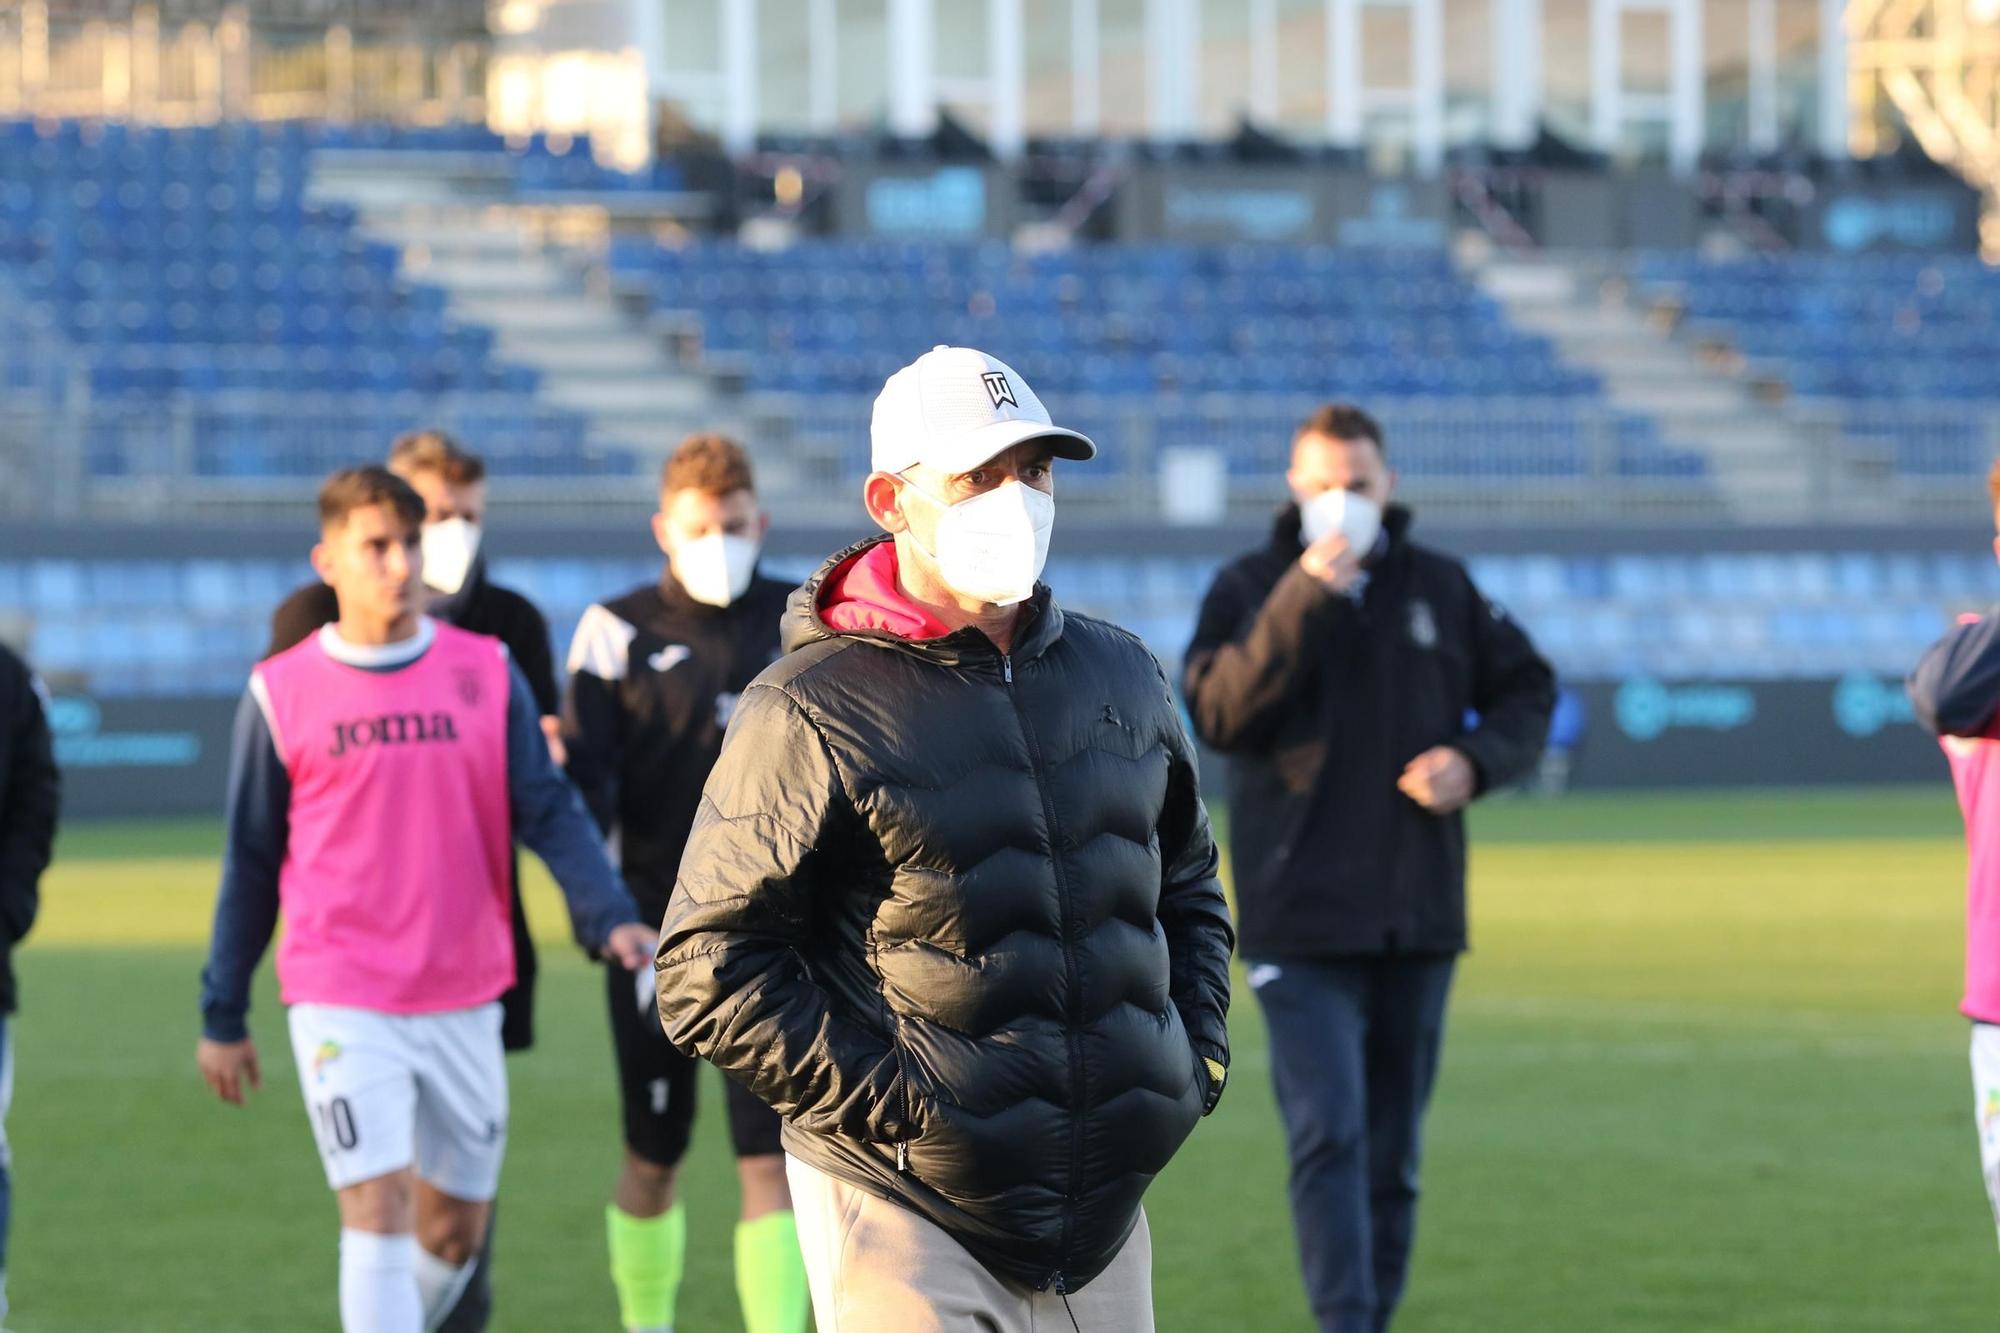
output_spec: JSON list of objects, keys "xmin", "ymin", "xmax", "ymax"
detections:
[
  {"xmin": 904, "ymin": 478, "xmax": 1054, "ymax": 608},
  {"xmin": 1297, "ymin": 489, "xmax": 1383, "ymax": 554},
  {"xmin": 420, "ymin": 517, "xmax": 481, "ymax": 595},
  {"xmin": 672, "ymin": 532, "xmax": 760, "ymax": 608}
]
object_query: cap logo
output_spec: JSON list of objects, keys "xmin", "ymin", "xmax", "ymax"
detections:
[{"xmin": 981, "ymin": 370, "xmax": 1017, "ymax": 409}]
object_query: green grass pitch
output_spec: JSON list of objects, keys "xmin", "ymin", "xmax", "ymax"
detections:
[{"xmin": 11, "ymin": 785, "xmax": 2000, "ymax": 1330}]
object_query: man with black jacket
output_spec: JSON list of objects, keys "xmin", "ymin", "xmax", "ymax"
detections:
[
  {"xmin": 264, "ymin": 430, "xmax": 554, "ymax": 1333},
  {"xmin": 562, "ymin": 434, "xmax": 806, "ymax": 1333},
  {"xmin": 656, "ymin": 346, "xmax": 1233, "ymax": 1332},
  {"xmin": 1184, "ymin": 404, "xmax": 1554, "ymax": 1333},
  {"xmin": 0, "ymin": 643, "xmax": 57, "ymax": 1327}
]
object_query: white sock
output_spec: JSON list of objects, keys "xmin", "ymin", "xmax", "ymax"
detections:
[
  {"xmin": 413, "ymin": 1245, "xmax": 476, "ymax": 1332},
  {"xmin": 339, "ymin": 1230, "xmax": 422, "ymax": 1333}
]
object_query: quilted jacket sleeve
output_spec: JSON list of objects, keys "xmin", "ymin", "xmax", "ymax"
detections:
[
  {"xmin": 655, "ymin": 681, "xmax": 920, "ymax": 1144},
  {"xmin": 1154, "ymin": 663, "xmax": 1234, "ymax": 1105}
]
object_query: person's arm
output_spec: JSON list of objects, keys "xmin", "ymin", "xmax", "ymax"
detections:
[
  {"xmin": 560, "ymin": 604, "xmax": 632, "ymax": 836},
  {"xmin": 1909, "ymin": 614, "xmax": 2000, "ymax": 738},
  {"xmin": 1183, "ymin": 560, "xmax": 1351, "ymax": 754},
  {"xmin": 1153, "ymin": 665, "xmax": 1234, "ymax": 1115},
  {"xmin": 199, "ymin": 686, "xmax": 288, "ymax": 1044},
  {"xmin": 507, "ymin": 595, "xmax": 561, "ymax": 719},
  {"xmin": 655, "ymin": 682, "xmax": 919, "ymax": 1144},
  {"xmin": 501, "ymin": 592, "xmax": 566, "ymax": 763},
  {"xmin": 502, "ymin": 659, "xmax": 643, "ymax": 949},
  {"xmin": 0, "ymin": 660, "xmax": 58, "ymax": 949},
  {"xmin": 264, "ymin": 584, "xmax": 336, "ymax": 659},
  {"xmin": 1448, "ymin": 572, "xmax": 1557, "ymax": 795}
]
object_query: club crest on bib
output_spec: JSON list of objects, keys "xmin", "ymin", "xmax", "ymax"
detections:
[{"xmin": 453, "ymin": 667, "xmax": 482, "ymax": 707}]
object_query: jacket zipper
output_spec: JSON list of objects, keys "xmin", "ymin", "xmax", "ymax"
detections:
[{"xmin": 1001, "ymin": 651, "xmax": 1085, "ymax": 1280}]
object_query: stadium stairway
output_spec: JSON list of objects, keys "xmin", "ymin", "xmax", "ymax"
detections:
[
  {"xmin": 1476, "ymin": 255, "xmax": 1838, "ymax": 520},
  {"xmin": 307, "ymin": 155, "xmax": 719, "ymax": 465}
]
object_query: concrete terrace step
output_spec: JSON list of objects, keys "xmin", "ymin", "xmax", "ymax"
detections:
[
  {"xmin": 542, "ymin": 379, "xmax": 716, "ymax": 415},
  {"xmin": 1471, "ymin": 249, "xmax": 1827, "ymax": 513},
  {"xmin": 495, "ymin": 335, "xmax": 664, "ymax": 375},
  {"xmin": 455, "ymin": 298, "xmax": 631, "ymax": 338},
  {"xmin": 323, "ymin": 192, "xmax": 726, "ymax": 457},
  {"xmin": 406, "ymin": 255, "xmax": 573, "ymax": 298},
  {"xmin": 1604, "ymin": 380, "xmax": 1755, "ymax": 418}
]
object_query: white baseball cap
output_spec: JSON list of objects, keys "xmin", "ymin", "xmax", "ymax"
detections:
[{"xmin": 870, "ymin": 346, "xmax": 1097, "ymax": 476}]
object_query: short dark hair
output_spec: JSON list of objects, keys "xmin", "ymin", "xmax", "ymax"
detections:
[
  {"xmin": 318, "ymin": 466, "xmax": 426, "ymax": 533},
  {"xmin": 1295, "ymin": 404, "xmax": 1385, "ymax": 456},
  {"xmin": 662, "ymin": 432, "xmax": 756, "ymax": 497},
  {"xmin": 387, "ymin": 429, "xmax": 486, "ymax": 486}
]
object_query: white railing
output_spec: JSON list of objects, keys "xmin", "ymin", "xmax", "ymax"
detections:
[{"xmin": 4, "ymin": 386, "xmax": 1997, "ymax": 527}]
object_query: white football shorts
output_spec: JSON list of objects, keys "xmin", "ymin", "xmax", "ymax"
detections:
[
  {"xmin": 286, "ymin": 1002, "xmax": 508, "ymax": 1201},
  {"xmin": 1971, "ymin": 1022, "xmax": 2000, "ymax": 1248}
]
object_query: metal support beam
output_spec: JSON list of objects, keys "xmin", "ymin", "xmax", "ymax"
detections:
[
  {"xmin": 1592, "ymin": 0, "xmax": 1704, "ymax": 172},
  {"xmin": 629, "ymin": 0, "xmax": 667, "ymax": 101},
  {"xmin": 809, "ymin": 0, "xmax": 837, "ymax": 130},
  {"xmin": 1146, "ymin": 0, "xmax": 1199, "ymax": 138},
  {"xmin": 1747, "ymin": 0, "xmax": 1778, "ymax": 149},
  {"xmin": 721, "ymin": 0, "xmax": 757, "ymax": 155},
  {"xmin": 1326, "ymin": 0, "xmax": 1362, "ymax": 144},
  {"xmin": 1670, "ymin": 0, "xmax": 1703, "ymax": 172},
  {"xmin": 1492, "ymin": 0, "xmax": 1543, "ymax": 149},
  {"xmin": 1250, "ymin": 0, "xmax": 1280, "ymax": 125},
  {"xmin": 887, "ymin": 0, "xmax": 936, "ymax": 138},
  {"xmin": 1590, "ymin": 0, "xmax": 1620, "ymax": 152},
  {"xmin": 1072, "ymin": 0, "xmax": 1101, "ymax": 133},
  {"xmin": 1412, "ymin": 0, "xmax": 1444, "ymax": 172},
  {"xmin": 1819, "ymin": 0, "xmax": 1849, "ymax": 158},
  {"xmin": 988, "ymin": 0, "xmax": 1025, "ymax": 159}
]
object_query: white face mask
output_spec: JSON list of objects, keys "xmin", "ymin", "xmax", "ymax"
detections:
[
  {"xmin": 1297, "ymin": 489, "xmax": 1383, "ymax": 554},
  {"xmin": 420, "ymin": 517, "xmax": 481, "ymax": 595},
  {"xmin": 903, "ymin": 477, "xmax": 1054, "ymax": 608},
  {"xmin": 672, "ymin": 531, "xmax": 760, "ymax": 608}
]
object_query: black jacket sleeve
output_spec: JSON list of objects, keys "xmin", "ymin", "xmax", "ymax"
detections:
[
  {"xmin": 500, "ymin": 594, "xmax": 560, "ymax": 718},
  {"xmin": 1909, "ymin": 614, "xmax": 2000, "ymax": 737},
  {"xmin": 200, "ymin": 688, "xmax": 287, "ymax": 1042},
  {"xmin": 561, "ymin": 625, "xmax": 627, "ymax": 838},
  {"xmin": 265, "ymin": 583, "xmax": 338, "ymax": 659},
  {"xmin": 0, "ymin": 655, "xmax": 57, "ymax": 949},
  {"xmin": 1152, "ymin": 665, "xmax": 1234, "ymax": 1112},
  {"xmin": 1183, "ymin": 561, "xmax": 1350, "ymax": 753},
  {"xmin": 655, "ymin": 682, "xmax": 919, "ymax": 1145},
  {"xmin": 1450, "ymin": 569, "xmax": 1557, "ymax": 793}
]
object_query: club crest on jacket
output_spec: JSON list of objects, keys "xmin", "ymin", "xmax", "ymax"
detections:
[{"xmin": 1408, "ymin": 599, "xmax": 1438, "ymax": 650}]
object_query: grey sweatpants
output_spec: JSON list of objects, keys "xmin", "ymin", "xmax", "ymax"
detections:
[{"xmin": 786, "ymin": 1154, "xmax": 1155, "ymax": 1333}]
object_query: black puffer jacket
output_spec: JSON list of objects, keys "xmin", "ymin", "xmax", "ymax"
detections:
[{"xmin": 657, "ymin": 536, "xmax": 1233, "ymax": 1293}]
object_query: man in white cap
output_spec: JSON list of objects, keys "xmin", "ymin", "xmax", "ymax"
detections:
[{"xmin": 654, "ymin": 346, "xmax": 1235, "ymax": 1332}]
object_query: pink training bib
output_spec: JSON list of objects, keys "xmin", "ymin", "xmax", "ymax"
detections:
[
  {"xmin": 255, "ymin": 622, "xmax": 515, "ymax": 1015},
  {"xmin": 1941, "ymin": 616, "xmax": 2000, "ymax": 1024}
]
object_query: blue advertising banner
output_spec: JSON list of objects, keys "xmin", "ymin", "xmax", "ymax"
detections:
[{"xmin": 1563, "ymin": 675, "xmax": 1940, "ymax": 788}]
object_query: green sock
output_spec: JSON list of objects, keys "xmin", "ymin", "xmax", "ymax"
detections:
[
  {"xmin": 734, "ymin": 1209, "xmax": 810, "ymax": 1333},
  {"xmin": 607, "ymin": 1202, "xmax": 686, "ymax": 1332}
]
